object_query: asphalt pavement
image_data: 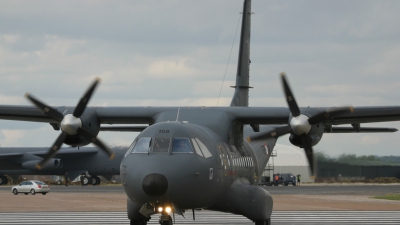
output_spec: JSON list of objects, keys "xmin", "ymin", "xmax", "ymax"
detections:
[{"xmin": 1, "ymin": 183, "xmax": 400, "ymax": 195}]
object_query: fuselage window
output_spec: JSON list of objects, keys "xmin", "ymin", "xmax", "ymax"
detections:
[
  {"xmin": 172, "ymin": 138, "xmax": 193, "ymax": 153},
  {"xmin": 153, "ymin": 138, "xmax": 171, "ymax": 153},
  {"xmin": 132, "ymin": 137, "xmax": 152, "ymax": 153}
]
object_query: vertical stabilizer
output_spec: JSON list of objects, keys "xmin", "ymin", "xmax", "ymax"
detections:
[{"xmin": 230, "ymin": 0, "xmax": 252, "ymax": 107}]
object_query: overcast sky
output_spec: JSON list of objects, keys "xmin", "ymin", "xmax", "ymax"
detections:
[{"xmin": 0, "ymin": 0, "xmax": 399, "ymax": 157}]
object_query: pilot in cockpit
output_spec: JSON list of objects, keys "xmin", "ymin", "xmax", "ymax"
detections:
[{"xmin": 172, "ymin": 138, "xmax": 193, "ymax": 153}]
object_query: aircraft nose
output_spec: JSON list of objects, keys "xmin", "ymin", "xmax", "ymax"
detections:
[{"xmin": 142, "ymin": 173, "xmax": 168, "ymax": 197}]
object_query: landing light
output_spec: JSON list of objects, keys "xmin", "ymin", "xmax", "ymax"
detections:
[
  {"xmin": 165, "ymin": 207, "xmax": 172, "ymax": 213},
  {"xmin": 158, "ymin": 207, "xmax": 163, "ymax": 212}
]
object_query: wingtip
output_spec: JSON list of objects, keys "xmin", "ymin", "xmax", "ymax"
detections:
[
  {"xmin": 349, "ymin": 106, "xmax": 354, "ymax": 113},
  {"xmin": 96, "ymin": 77, "xmax": 102, "ymax": 82},
  {"xmin": 24, "ymin": 92, "xmax": 30, "ymax": 98},
  {"xmin": 279, "ymin": 72, "xmax": 286, "ymax": 77},
  {"xmin": 35, "ymin": 164, "xmax": 42, "ymax": 170}
]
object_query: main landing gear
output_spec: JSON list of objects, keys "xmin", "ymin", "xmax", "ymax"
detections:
[
  {"xmin": 80, "ymin": 175, "xmax": 101, "ymax": 186},
  {"xmin": 0, "ymin": 175, "xmax": 8, "ymax": 185}
]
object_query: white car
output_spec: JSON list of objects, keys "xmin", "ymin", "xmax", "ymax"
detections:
[{"xmin": 11, "ymin": 180, "xmax": 50, "ymax": 195}]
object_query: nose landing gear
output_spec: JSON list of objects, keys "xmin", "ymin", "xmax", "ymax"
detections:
[
  {"xmin": 159, "ymin": 212, "xmax": 172, "ymax": 225},
  {"xmin": 255, "ymin": 219, "xmax": 271, "ymax": 225}
]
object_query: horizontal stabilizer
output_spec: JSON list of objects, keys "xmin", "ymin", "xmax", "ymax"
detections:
[{"xmin": 324, "ymin": 127, "xmax": 398, "ymax": 133}]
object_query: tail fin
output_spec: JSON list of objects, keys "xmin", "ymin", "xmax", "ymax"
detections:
[{"xmin": 230, "ymin": 0, "xmax": 252, "ymax": 107}]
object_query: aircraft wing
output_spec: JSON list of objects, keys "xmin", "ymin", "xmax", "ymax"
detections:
[
  {"xmin": 32, "ymin": 148, "xmax": 99, "ymax": 159},
  {"xmin": 0, "ymin": 152, "xmax": 24, "ymax": 160},
  {"xmin": 0, "ymin": 105, "xmax": 57, "ymax": 123},
  {"xmin": 0, "ymin": 148, "xmax": 98, "ymax": 161},
  {"xmin": 0, "ymin": 106, "xmax": 400, "ymax": 126},
  {"xmin": 322, "ymin": 106, "xmax": 400, "ymax": 125},
  {"xmin": 225, "ymin": 106, "xmax": 400, "ymax": 125}
]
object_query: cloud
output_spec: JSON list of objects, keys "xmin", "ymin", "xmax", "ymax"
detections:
[
  {"xmin": 357, "ymin": 136, "xmax": 382, "ymax": 146},
  {"xmin": 0, "ymin": 129, "xmax": 26, "ymax": 146},
  {"xmin": 147, "ymin": 58, "xmax": 194, "ymax": 78},
  {"xmin": 0, "ymin": 0, "xmax": 399, "ymax": 157}
]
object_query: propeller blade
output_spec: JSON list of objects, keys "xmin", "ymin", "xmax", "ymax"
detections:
[
  {"xmin": 36, "ymin": 132, "xmax": 67, "ymax": 170},
  {"xmin": 308, "ymin": 106, "xmax": 354, "ymax": 125},
  {"xmin": 73, "ymin": 78, "xmax": 101, "ymax": 118},
  {"xmin": 78, "ymin": 128, "xmax": 115, "ymax": 159},
  {"xmin": 248, "ymin": 126, "xmax": 291, "ymax": 141},
  {"xmin": 300, "ymin": 134, "xmax": 314, "ymax": 175},
  {"xmin": 25, "ymin": 93, "xmax": 64, "ymax": 121},
  {"xmin": 280, "ymin": 73, "xmax": 300, "ymax": 117}
]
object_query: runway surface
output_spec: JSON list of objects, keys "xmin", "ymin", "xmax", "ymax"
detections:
[
  {"xmin": 1, "ymin": 211, "xmax": 400, "ymax": 225},
  {"xmin": 3, "ymin": 183, "xmax": 400, "ymax": 195},
  {"xmin": 1, "ymin": 184, "xmax": 400, "ymax": 224}
]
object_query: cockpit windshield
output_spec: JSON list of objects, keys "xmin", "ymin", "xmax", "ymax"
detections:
[
  {"xmin": 132, "ymin": 137, "xmax": 152, "ymax": 153},
  {"xmin": 153, "ymin": 138, "xmax": 171, "ymax": 153},
  {"xmin": 172, "ymin": 138, "xmax": 193, "ymax": 153},
  {"xmin": 130, "ymin": 137, "xmax": 198, "ymax": 154}
]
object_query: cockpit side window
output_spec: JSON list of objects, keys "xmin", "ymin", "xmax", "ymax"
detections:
[
  {"xmin": 153, "ymin": 138, "xmax": 171, "ymax": 153},
  {"xmin": 191, "ymin": 138, "xmax": 204, "ymax": 157},
  {"xmin": 172, "ymin": 138, "xmax": 193, "ymax": 153},
  {"xmin": 132, "ymin": 137, "xmax": 152, "ymax": 153},
  {"xmin": 194, "ymin": 138, "xmax": 212, "ymax": 158}
]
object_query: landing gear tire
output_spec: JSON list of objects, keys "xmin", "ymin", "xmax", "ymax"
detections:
[
  {"xmin": 255, "ymin": 219, "xmax": 271, "ymax": 225},
  {"xmin": 30, "ymin": 189, "xmax": 36, "ymax": 195},
  {"xmin": 92, "ymin": 176, "xmax": 101, "ymax": 185},
  {"xmin": 42, "ymin": 193, "xmax": 47, "ymax": 195},
  {"xmin": 24, "ymin": 193, "xmax": 29, "ymax": 195},
  {"xmin": 13, "ymin": 189, "xmax": 18, "ymax": 195},
  {"xmin": 159, "ymin": 214, "xmax": 172, "ymax": 225},
  {"xmin": 81, "ymin": 176, "xmax": 89, "ymax": 186},
  {"xmin": 0, "ymin": 175, "xmax": 7, "ymax": 185},
  {"xmin": 130, "ymin": 217, "xmax": 149, "ymax": 225}
]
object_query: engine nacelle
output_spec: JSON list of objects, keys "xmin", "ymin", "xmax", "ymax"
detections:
[
  {"xmin": 22, "ymin": 158, "xmax": 63, "ymax": 170},
  {"xmin": 62, "ymin": 108, "xmax": 100, "ymax": 147},
  {"xmin": 289, "ymin": 122, "xmax": 324, "ymax": 148}
]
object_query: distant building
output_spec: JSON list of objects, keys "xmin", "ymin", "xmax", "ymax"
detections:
[{"xmin": 263, "ymin": 144, "xmax": 314, "ymax": 183}]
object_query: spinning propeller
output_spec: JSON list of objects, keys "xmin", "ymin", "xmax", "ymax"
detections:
[
  {"xmin": 25, "ymin": 78, "xmax": 114, "ymax": 170},
  {"xmin": 280, "ymin": 73, "xmax": 353, "ymax": 175}
]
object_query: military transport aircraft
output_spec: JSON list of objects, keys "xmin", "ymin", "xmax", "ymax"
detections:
[
  {"xmin": 1, "ymin": 0, "xmax": 400, "ymax": 225},
  {"xmin": 0, "ymin": 146, "xmax": 127, "ymax": 186}
]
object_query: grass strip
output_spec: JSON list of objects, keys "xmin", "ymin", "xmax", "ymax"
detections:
[{"xmin": 374, "ymin": 193, "xmax": 400, "ymax": 201}]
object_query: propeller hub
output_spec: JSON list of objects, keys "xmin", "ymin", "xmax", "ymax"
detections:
[
  {"xmin": 290, "ymin": 114, "xmax": 311, "ymax": 136},
  {"xmin": 61, "ymin": 114, "xmax": 82, "ymax": 135}
]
